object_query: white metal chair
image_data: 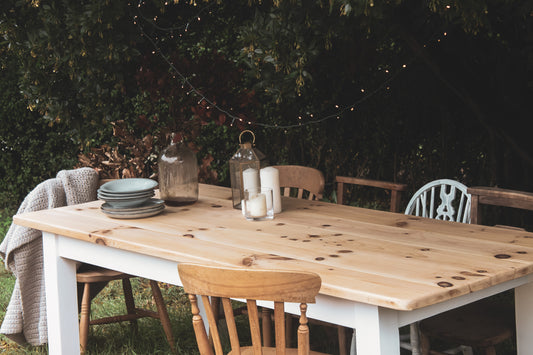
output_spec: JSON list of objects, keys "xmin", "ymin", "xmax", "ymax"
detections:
[
  {"xmin": 402, "ymin": 179, "xmax": 472, "ymax": 355},
  {"xmin": 405, "ymin": 179, "xmax": 471, "ymax": 223},
  {"xmin": 403, "ymin": 179, "xmax": 515, "ymax": 355}
]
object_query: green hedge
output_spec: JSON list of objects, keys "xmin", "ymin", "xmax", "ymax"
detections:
[{"xmin": 0, "ymin": 54, "xmax": 78, "ymax": 210}]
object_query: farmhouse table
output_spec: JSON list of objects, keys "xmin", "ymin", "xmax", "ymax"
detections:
[{"xmin": 13, "ymin": 184, "xmax": 533, "ymax": 355}]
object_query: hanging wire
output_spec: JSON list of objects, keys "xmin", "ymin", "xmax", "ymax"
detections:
[{"xmin": 133, "ymin": 1, "xmax": 425, "ymax": 130}]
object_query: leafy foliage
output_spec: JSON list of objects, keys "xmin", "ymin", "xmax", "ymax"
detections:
[
  {"xmin": 1, "ymin": 0, "xmax": 532, "ymax": 213},
  {"xmin": 1, "ymin": 0, "xmax": 141, "ymax": 144},
  {"xmin": 0, "ymin": 53, "xmax": 79, "ymax": 210}
]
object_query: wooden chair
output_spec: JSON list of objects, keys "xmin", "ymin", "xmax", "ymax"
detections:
[
  {"xmin": 272, "ymin": 165, "xmax": 353, "ymax": 353},
  {"xmin": 468, "ymin": 186, "xmax": 533, "ymax": 225},
  {"xmin": 77, "ymin": 178, "xmax": 175, "ymax": 353},
  {"xmin": 335, "ymin": 176, "xmax": 407, "ymax": 212},
  {"xmin": 77, "ymin": 266, "xmax": 175, "ymax": 353},
  {"xmin": 178, "ymin": 263, "xmax": 330, "ymax": 355},
  {"xmin": 404, "ymin": 180, "xmax": 514, "ymax": 355},
  {"xmin": 272, "ymin": 165, "xmax": 325, "ymax": 200}
]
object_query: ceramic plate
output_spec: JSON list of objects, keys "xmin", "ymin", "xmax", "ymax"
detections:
[
  {"xmin": 100, "ymin": 195, "xmax": 154, "ymax": 208},
  {"xmin": 101, "ymin": 199, "xmax": 164, "ymax": 212},
  {"xmin": 97, "ymin": 190, "xmax": 154, "ymax": 200},
  {"xmin": 101, "ymin": 204, "xmax": 165, "ymax": 219},
  {"xmin": 99, "ymin": 178, "xmax": 158, "ymax": 194}
]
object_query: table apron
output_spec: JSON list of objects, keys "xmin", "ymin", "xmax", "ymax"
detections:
[
  {"xmin": 397, "ymin": 274, "xmax": 533, "ymax": 327},
  {"xmin": 50, "ymin": 231, "xmax": 533, "ymax": 327},
  {"xmin": 44, "ymin": 231, "xmax": 533, "ymax": 355},
  {"xmin": 51, "ymin": 231, "xmax": 181, "ymax": 285}
]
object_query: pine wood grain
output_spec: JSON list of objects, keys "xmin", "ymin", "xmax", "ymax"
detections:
[{"xmin": 14, "ymin": 184, "xmax": 533, "ymax": 311}]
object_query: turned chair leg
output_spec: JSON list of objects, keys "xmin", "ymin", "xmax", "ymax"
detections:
[{"xmin": 79, "ymin": 283, "xmax": 91, "ymax": 354}]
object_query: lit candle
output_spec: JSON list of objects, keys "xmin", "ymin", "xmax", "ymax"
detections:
[
  {"xmin": 260, "ymin": 167, "xmax": 282, "ymax": 213},
  {"xmin": 248, "ymin": 193, "xmax": 267, "ymax": 218},
  {"xmin": 242, "ymin": 168, "xmax": 259, "ymax": 192}
]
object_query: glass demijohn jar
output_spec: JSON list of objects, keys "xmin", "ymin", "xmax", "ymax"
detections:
[{"xmin": 158, "ymin": 134, "xmax": 198, "ymax": 206}]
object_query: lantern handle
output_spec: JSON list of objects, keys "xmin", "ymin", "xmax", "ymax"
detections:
[{"xmin": 239, "ymin": 130, "xmax": 256, "ymax": 145}]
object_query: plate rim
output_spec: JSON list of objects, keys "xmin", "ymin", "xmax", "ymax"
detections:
[
  {"xmin": 101, "ymin": 207, "xmax": 164, "ymax": 219},
  {"xmin": 97, "ymin": 190, "xmax": 155, "ymax": 200},
  {"xmin": 99, "ymin": 178, "xmax": 158, "ymax": 194},
  {"xmin": 101, "ymin": 198, "xmax": 164, "ymax": 212}
]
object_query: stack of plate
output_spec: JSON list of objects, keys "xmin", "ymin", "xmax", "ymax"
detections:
[{"xmin": 98, "ymin": 178, "xmax": 164, "ymax": 219}]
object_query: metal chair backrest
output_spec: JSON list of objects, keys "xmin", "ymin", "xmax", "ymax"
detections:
[
  {"xmin": 178, "ymin": 263, "xmax": 324, "ymax": 355},
  {"xmin": 405, "ymin": 179, "xmax": 471, "ymax": 223}
]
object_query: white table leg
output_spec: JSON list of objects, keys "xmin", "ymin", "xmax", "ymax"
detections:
[
  {"xmin": 354, "ymin": 304, "xmax": 400, "ymax": 355},
  {"xmin": 515, "ymin": 280, "xmax": 533, "ymax": 354},
  {"xmin": 42, "ymin": 232, "xmax": 80, "ymax": 354}
]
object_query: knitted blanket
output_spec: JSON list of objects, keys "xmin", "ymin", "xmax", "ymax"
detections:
[{"xmin": 0, "ymin": 167, "xmax": 99, "ymax": 346}]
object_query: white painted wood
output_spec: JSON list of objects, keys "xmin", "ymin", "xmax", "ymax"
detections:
[
  {"xmin": 45, "ymin": 229, "xmax": 533, "ymax": 355},
  {"xmin": 515, "ymin": 281, "xmax": 533, "ymax": 353},
  {"xmin": 354, "ymin": 304, "xmax": 400, "ymax": 355},
  {"xmin": 42, "ymin": 232, "xmax": 80, "ymax": 355},
  {"xmin": 405, "ymin": 179, "xmax": 471, "ymax": 223},
  {"xmin": 397, "ymin": 274, "xmax": 533, "ymax": 327},
  {"xmin": 54, "ymin": 235, "xmax": 181, "ymax": 285}
]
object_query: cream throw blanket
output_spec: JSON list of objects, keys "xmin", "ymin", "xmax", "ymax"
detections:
[{"xmin": 0, "ymin": 167, "xmax": 99, "ymax": 345}]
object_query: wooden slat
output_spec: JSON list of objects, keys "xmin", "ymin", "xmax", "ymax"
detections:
[
  {"xmin": 13, "ymin": 184, "xmax": 533, "ymax": 311},
  {"xmin": 468, "ymin": 186, "xmax": 533, "ymax": 224},
  {"xmin": 468, "ymin": 187, "xmax": 533, "ymax": 210},
  {"xmin": 334, "ymin": 176, "xmax": 407, "ymax": 212}
]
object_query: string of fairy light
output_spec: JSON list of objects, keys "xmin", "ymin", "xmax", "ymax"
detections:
[{"xmin": 132, "ymin": 0, "xmax": 449, "ymax": 130}]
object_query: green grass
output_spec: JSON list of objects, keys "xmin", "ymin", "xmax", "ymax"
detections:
[{"xmin": 0, "ymin": 267, "xmax": 199, "ymax": 354}]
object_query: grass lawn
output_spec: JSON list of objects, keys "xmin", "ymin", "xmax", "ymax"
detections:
[{"xmin": 1, "ymin": 259, "xmax": 200, "ymax": 354}]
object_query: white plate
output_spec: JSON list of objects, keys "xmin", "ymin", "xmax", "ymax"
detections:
[
  {"xmin": 99, "ymin": 178, "xmax": 158, "ymax": 194},
  {"xmin": 101, "ymin": 199, "xmax": 164, "ymax": 212}
]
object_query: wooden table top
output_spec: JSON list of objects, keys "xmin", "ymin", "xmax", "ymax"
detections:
[{"xmin": 14, "ymin": 184, "xmax": 533, "ymax": 311}]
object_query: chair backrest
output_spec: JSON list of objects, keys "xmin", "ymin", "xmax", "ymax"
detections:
[
  {"xmin": 178, "ymin": 263, "xmax": 322, "ymax": 355},
  {"xmin": 272, "ymin": 165, "xmax": 325, "ymax": 200},
  {"xmin": 468, "ymin": 186, "xmax": 533, "ymax": 226},
  {"xmin": 405, "ymin": 179, "xmax": 471, "ymax": 223},
  {"xmin": 335, "ymin": 176, "xmax": 407, "ymax": 213}
]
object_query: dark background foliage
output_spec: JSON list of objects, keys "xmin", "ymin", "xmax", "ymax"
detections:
[{"xmin": 1, "ymin": 0, "xmax": 532, "ymax": 227}]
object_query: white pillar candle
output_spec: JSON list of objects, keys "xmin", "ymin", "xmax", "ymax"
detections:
[
  {"xmin": 242, "ymin": 168, "xmax": 259, "ymax": 192},
  {"xmin": 248, "ymin": 193, "xmax": 267, "ymax": 217},
  {"xmin": 260, "ymin": 167, "xmax": 282, "ymax": 213}
]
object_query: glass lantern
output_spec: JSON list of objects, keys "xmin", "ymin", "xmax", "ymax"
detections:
[
  {"xmin": 158, "ymin": 133, "xmax": 198, "ymax": 206},
  {"xmin": 229, "ymin": 130, "xmax": 264, "ymax": 209}
]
